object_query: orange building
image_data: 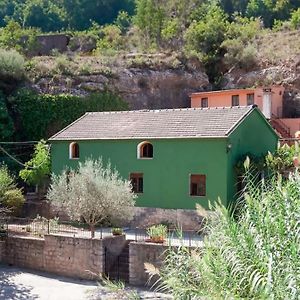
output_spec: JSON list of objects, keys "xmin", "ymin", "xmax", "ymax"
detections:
[{"xmin": 190, "ymin": 86, "xmax": 300, "ymax": 139}]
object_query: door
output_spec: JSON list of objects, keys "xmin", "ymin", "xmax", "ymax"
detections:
[{"xmin": 262, "ymin": 89, "xmax": 272, "ymax": 119}]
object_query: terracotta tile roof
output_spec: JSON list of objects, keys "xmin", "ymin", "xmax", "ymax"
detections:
[{"xmin": 49, "ymin": 106, "xmax": 254, "ymax": 141}]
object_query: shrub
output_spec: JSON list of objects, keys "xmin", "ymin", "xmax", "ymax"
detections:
[
  {"xmin": 19, "ymin": 140, "xmax": 51, "ymax": 187},
  {"xmin": 222, "ymin": 16, "xmax": 260, "ymax": 70},
  {"xmin": 47, "ymin": 159, "xmax": 136, "ymax": 238},
  {"xmin": 97, "ymin": 25, "xmax": 123, "ymax": 52},
  {"xmin": 0, "ymin": 91, "xmax": 14, "ymax": 141},
  {"xmin": 290, "ymin": 8, "xmax": 300, "ymax": 29},
  {"xmin": 266, "ymin": 143, "xmax": 299, "ymax": 174},
  {"xmin": 8, "ymin": 88, "xmax": 128, "ymax": 141},
  {"xmin": 0, "ymin": 165, "xmax": 25, "ymax": 215},
  {"xmin": 54, "ymin": 55, "xmax": 73, "ymax": 75},
  {"xmin": 156, "ymin": 170, "xmax": 300, "ymax": 299},
  {"xmin": 2, "ymin": 189, "xmax": 25, "ymax": 216},
  {"xmin": 0, "ymin": 20, "xmax": 40, "ymax": 54},
  {"xmin": 0, "ymin": 48, "xmax": 25, "ymax": 81},
  {"xmin": 223, "ymin": 40, "xmax": 258, "ymax": 70}
]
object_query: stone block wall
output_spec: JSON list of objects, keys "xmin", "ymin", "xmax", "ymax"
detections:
[
  {"xmin": 130, "ymin": 207, "xmax": 204, "ymax": 230},
  {"xmin": 3, "ymin": 234, "xmax": 126, "ymax": 280},
  {"xmin": 5, "ymin": 236, "xmax": 45, "ymax": 271},
  {"xmin": 42, "ymin": 235, "xmax": 103, "ymax": 279},
  {"xmin": 129, "ymin": 241, "xmax": 168, "ymax": 286}
]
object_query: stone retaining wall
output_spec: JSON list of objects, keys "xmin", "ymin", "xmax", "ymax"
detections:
[
  {"xmin": 1, "ymin": 234, "xmax": 125, "ymax": 280},
  {"xmin": 129, "ymin": 241, "xmax": 168, "ymax": 286}
]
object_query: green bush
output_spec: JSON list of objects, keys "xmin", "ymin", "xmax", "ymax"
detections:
[
  {"xmin": 0, "ymin": 48, "xmax": 25, "ymax": 81},
  {"xmin": 97, "ymin": 24, "xmax": 123, "ymax": 52},
  {"xmin": 0, "ymin": 165, "xmax": 24, "ymax": 215},
  {"xmin": 19, "ymin": 140, "xmax": 50, "ymax": 186},
  {"xmin": 290, "ymin": 8, "xmax": 300, "ymax": 29},
  {"xmin": 0, "ymin": 20, "xmax": 40, "ymax": 54},
  {"xmin": 222, "ymin": 16, "xmax": 260, "ymax": 70},
  {"xmin": 222, "ymin": 40, "xmax": 258, "ymax": 70},
  {"xmin": 0, "ymin": 91, "xmax": 14, "ymax": 141},
  {"xmin": 157, "ymin": 171, "xmax": 300, "ymax": 299},
  {"xmin": 8, "ymin": 88, "xmax": 128, "ymax": 141},
  {"xmin": 2, "ymin": 189, "xmax": 25, "ymax": 216}
]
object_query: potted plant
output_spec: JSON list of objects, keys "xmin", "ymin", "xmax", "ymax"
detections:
[
  {"xmin": 111, "ymin": 227, "xmax": 123, "ymax": 236},
  {"xmin": 146, "ymin": 224, "xmax": 168, "ymax": 243}
]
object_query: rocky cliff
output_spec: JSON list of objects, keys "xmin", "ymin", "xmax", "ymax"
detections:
[
  {"xmin": 27, "ymin": 29, "xmax": 300, "ymax": 110},
  {"xmin": 29, "ymin": 54, "xmax": 210, "ymax": 110}
]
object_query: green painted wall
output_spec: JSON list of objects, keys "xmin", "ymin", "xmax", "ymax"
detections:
[
  {"xmin": 227, "ymin": 109, "xmax": 278, "ymax": 203},
  {"xmin": 51, "ymin": 138, "xmax": 228, "ymax": 210},
  {"xmin": 50, "ymin": 109, "xmax": 278, "ymax": 210}
]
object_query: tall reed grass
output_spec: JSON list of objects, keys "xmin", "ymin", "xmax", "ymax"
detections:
[{"xmin": 156, "ymin": 171, "xmax": 300, "ymax": 299}]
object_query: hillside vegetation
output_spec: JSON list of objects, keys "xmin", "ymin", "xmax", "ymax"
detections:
[{"xmin": 0, "ymin": 0, "xmax": 300, "ymax": 172}]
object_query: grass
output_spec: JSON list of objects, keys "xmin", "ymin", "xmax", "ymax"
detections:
[
  {"xmin": 255, "ymin": 29, "xmax": 300, "ymax": 67},
  {"xmin": 154, "ymin": 169, "xmax": 300, "ymax": 299}
]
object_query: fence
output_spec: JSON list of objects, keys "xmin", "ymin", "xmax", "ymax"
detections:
[
  {"xmin": 0, "ymin": 217, "xmax": 112, "ymax": 239},
  {"xmin": 132, "ymin": 227, "xmax": 203, "ymax": 247},
  {"xmin": 0, "ymin": 218, "xmax": 203, "ymax": 247}
]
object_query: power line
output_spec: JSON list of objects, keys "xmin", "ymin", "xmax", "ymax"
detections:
[
  {"xmin": 0, "ymin": 141, "xmax": 40, "ymax": 145},
  {"xmin": 0, "ymin": 145, "xmax": 50, "ymax": 169}
]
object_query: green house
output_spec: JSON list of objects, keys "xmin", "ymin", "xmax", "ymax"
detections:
[{"xmin": 49, "ymin": 106, "xmax": 278, "ymax": 210}]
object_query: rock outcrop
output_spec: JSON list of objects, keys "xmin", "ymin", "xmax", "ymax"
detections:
[{"xmin": 32, "ymin": 67, "xmax": 210, "ymax": 109}]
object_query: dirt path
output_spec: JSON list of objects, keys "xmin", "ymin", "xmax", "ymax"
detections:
[
  {"xmin": 0, "ymin": 265, "xmax": 172, "ymax": 300},
  {"xmin": 0, "ymin": 265, "xmax": 97, "ymax": 300}
]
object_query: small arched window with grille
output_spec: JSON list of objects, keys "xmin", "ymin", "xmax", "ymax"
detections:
[
  {"xmin": 69, "ymin": 142, "xmax": 79, "ymax": 159},
  {"xmin": 137, "ymin": 141, "xmax": 153, "ymax": 159}
]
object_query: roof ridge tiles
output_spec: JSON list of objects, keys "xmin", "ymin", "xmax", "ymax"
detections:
[{"xmin": 85, "ymin": 106, "xmax": 250, "ymax": 115}]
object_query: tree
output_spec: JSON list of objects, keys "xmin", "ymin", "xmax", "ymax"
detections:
[
  {"xmin": 184, "ymin": 3, "xmax": 228, "ymax": 81},
  {"xmin": 0, "ymin": 164, "xmax": 24, "ymax": 215},
  {"xmin": 19, "ymin": 140, "xmax": 50, "ymax": 188},
  {"xmin": 47, "ymin": 159, "xmax": 136, "ymax": 237},
  {"xmin": 134, "ymin": 0, "xmax": 166, "ymax": 47},
  {"xmin": 0, "ymin": 92, "xmax": 14, "ymax": 141}
]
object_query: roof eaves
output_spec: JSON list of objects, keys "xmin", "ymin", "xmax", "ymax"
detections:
[{"xmin": 50, "ymin": 135, "xmax": 229, "ymax": 141}]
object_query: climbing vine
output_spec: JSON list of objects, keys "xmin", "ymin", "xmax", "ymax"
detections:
[{"xmin": 8, "ymin": 88, "xmax": 128, "ymax": 141}]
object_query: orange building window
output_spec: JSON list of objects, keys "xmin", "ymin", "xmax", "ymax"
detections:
[
  {"xmin": 190, "ymin": 174, "xmax": 206, "ymax": 196},
  {"xmin": 247, "ymin": 93, "xmax": 254, "ymax": 105},
  {"xmin": 201, "ymin": 97, "xmax": 208, "ymax": 108},
  {"xmin": 232, "ymin": 95, "xmax": 239, "ymax": 106},
  {"xmin": 69, "ymin": 142, "xmax": 79, "ymax": 159},
  {"xmin": 130, "ymin": 173, "xmax": 143, "ymax": 193}
]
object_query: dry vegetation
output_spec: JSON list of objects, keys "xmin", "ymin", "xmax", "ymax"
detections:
[{"xmin": 255, "ymin": 29, "xmax": 300, "ymax": 68}]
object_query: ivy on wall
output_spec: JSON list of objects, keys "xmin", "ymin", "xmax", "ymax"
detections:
[{"xmin": 7, "ymin": 88, "xmax": 128, "ymax": 141}]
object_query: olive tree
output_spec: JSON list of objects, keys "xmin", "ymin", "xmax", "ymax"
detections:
[{"xmin": 47, "ymin": 159, "xmax": 136, "ymax": 237}]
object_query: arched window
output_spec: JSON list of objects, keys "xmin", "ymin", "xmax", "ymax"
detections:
[
  {"xmin": 69, "ymin": 142, "xmax": 79, "ymax": 159},
  {"xmin": 137, "ymin": 141, "xmax": 153, "ymax": 159}
]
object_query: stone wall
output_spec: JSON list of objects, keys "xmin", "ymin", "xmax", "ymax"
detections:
[
  {"xmin": 0, "ymin": 240, "xmax": 5, "ymax": 262},
  {"xmin": 3, "ymin": 234, "xmax": 126, "ymax": 280},
  {"xmin": 29, "ymin": 34, "xmax": 70, "ymax": 56},
  {"xmin": 129, "ymin": 242, "xmax": 168, "ymax": 286},
  {"xmin": 130, "ymin": 207, "xmax": 204, "ymax": 230}
]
